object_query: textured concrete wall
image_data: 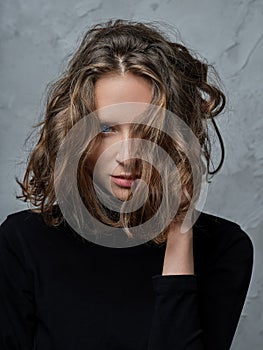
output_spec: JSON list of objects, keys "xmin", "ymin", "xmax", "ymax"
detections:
[{"xmin": 0, "ymin": 0, "xmax": 262, "ymax": 348}]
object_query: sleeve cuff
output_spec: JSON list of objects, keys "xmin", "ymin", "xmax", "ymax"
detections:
[{"xmin": 152, "ymin": 274, "xmax": 197, "ymax": 294}]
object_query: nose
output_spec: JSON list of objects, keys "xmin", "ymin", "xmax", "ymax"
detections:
[{"xmin": 115, "ymin": 127, "xmax": 132, "ymax": 164}]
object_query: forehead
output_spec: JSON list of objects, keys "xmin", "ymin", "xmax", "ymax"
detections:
[
  {"xmin": 94, "ymin": 72, "xmax": 153, "ymax": 112},
  {"xmin": 95, "ymin": 102, "xmax": 151, "ymax": 125}
]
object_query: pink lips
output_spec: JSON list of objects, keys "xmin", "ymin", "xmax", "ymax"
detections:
[{"xmin": 111, "ymin": 175, "xmax": 139, "ymax": 188}]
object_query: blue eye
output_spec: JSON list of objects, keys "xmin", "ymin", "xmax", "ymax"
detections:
[{"xmin": 100, "ymin": 124, "xmax": 113, "ymax": 134}]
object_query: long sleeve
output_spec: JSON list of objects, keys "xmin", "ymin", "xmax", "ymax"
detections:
[
  {"xmin": 148, "ymin": 274, "xmax": 203, "ymax": 349},
  {"xmin": 147, "ymin": 225, "xmax": 254, "ymax": 350},
  {"xmin": 0, "ymin": 217, "xmax": 37, "ymax": 349}
]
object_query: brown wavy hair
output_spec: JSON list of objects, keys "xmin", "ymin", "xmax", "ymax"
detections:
[{"xmin": 15, "ymin": 19, "xmax": 226, "ymax": 245}]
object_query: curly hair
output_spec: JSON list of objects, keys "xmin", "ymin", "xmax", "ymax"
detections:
[{"xmin": 16, "ymin": 19, "xmax": 226, "ymax": 245}]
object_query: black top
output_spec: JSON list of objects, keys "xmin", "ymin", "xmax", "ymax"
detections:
[{"xmin": 0, "ymin": 209, "xmax": 253, "ymax": 350}]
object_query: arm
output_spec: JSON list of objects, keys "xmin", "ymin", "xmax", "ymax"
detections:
[
  {"xmin": 197, "ymin": 224, "xmax": 254, "ymax": 349},
  {"xmin": 148, "ymin": 219, "xmax": 204, "ymax": 349},
  {"xmin": 0, "ymin": 217, "xmax": 37, "ymax": 349},
  {"xmin": 162, "ymin": 220, "xmax": 195, "ymax": 276},
  {"xmin": 147, "ymin": 219, "xmax": 254, "ymax": 350}
]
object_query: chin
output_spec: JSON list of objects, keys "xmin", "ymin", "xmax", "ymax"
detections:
[{"xmin": 113, "ymin": 189, "xmax": 132, "ymax": 201}]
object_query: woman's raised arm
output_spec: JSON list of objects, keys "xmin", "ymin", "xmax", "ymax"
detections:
[{"xmin": 147, "ymin": 220, "xmax": 253, "ymax": 349}]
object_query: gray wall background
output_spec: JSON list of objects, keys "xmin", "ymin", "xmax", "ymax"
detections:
[{"xmin": 0, "ymin": 0, "xmax": 262, "ymax": 348}]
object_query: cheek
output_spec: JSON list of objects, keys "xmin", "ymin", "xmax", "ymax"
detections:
[{"xmin": 88, "ymin": 144, "xmax": 109, "ymax": 170}]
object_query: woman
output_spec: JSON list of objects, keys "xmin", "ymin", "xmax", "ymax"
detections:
[{"xmin": 0, "ymin": 19, "xmax": 253, "ymax": 349}]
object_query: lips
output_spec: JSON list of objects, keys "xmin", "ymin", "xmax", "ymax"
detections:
[
  {"xmin": 111, "ymin": 174, "xmax": 140, "ymax": 188},
  {"xmin": 111, "ymin": 174, "xmax": 140, "ymax": 180}
]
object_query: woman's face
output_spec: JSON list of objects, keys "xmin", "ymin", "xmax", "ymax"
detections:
[{"xmin": 89, "ymin": 72, "xmax": 153, "ymax": 201}]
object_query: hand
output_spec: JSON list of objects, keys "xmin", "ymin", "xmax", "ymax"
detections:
[
  {"xmin": 166, "ymin": 219, "xmax": 193, "ymax": 245},
  {"xmin": 162, "ymin": 214, "xmax": 195, "ymax": 276}
]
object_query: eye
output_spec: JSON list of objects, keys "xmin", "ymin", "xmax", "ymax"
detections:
[{"xmin": 100, "ymin": 123, "xmax": 113, "ymax": 134}]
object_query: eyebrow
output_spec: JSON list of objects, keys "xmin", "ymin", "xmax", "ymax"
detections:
[
  {"xmin": 98, "ymin": 117, "xmax": 138, "ymax": 125},
  {"xmin": 96, "ymin": 109, "xmax": 149, "ymax": 124}
]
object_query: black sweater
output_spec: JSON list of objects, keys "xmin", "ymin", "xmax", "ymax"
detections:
[{"xmin": 0, "ymin": 209, "xmax": 253, "ymax": 349}]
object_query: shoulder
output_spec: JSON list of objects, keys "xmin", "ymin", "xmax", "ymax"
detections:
[
  {"xmin": 0, "ymin": 209, "xmax": 48, "ymax": 246},
  {"xmin": 194, "ymin": 211, "xmax": 254, "ymax": 267},
  {"xmin": 1, "ymin": 209, "xmax": 45, "ymax": 230}
]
